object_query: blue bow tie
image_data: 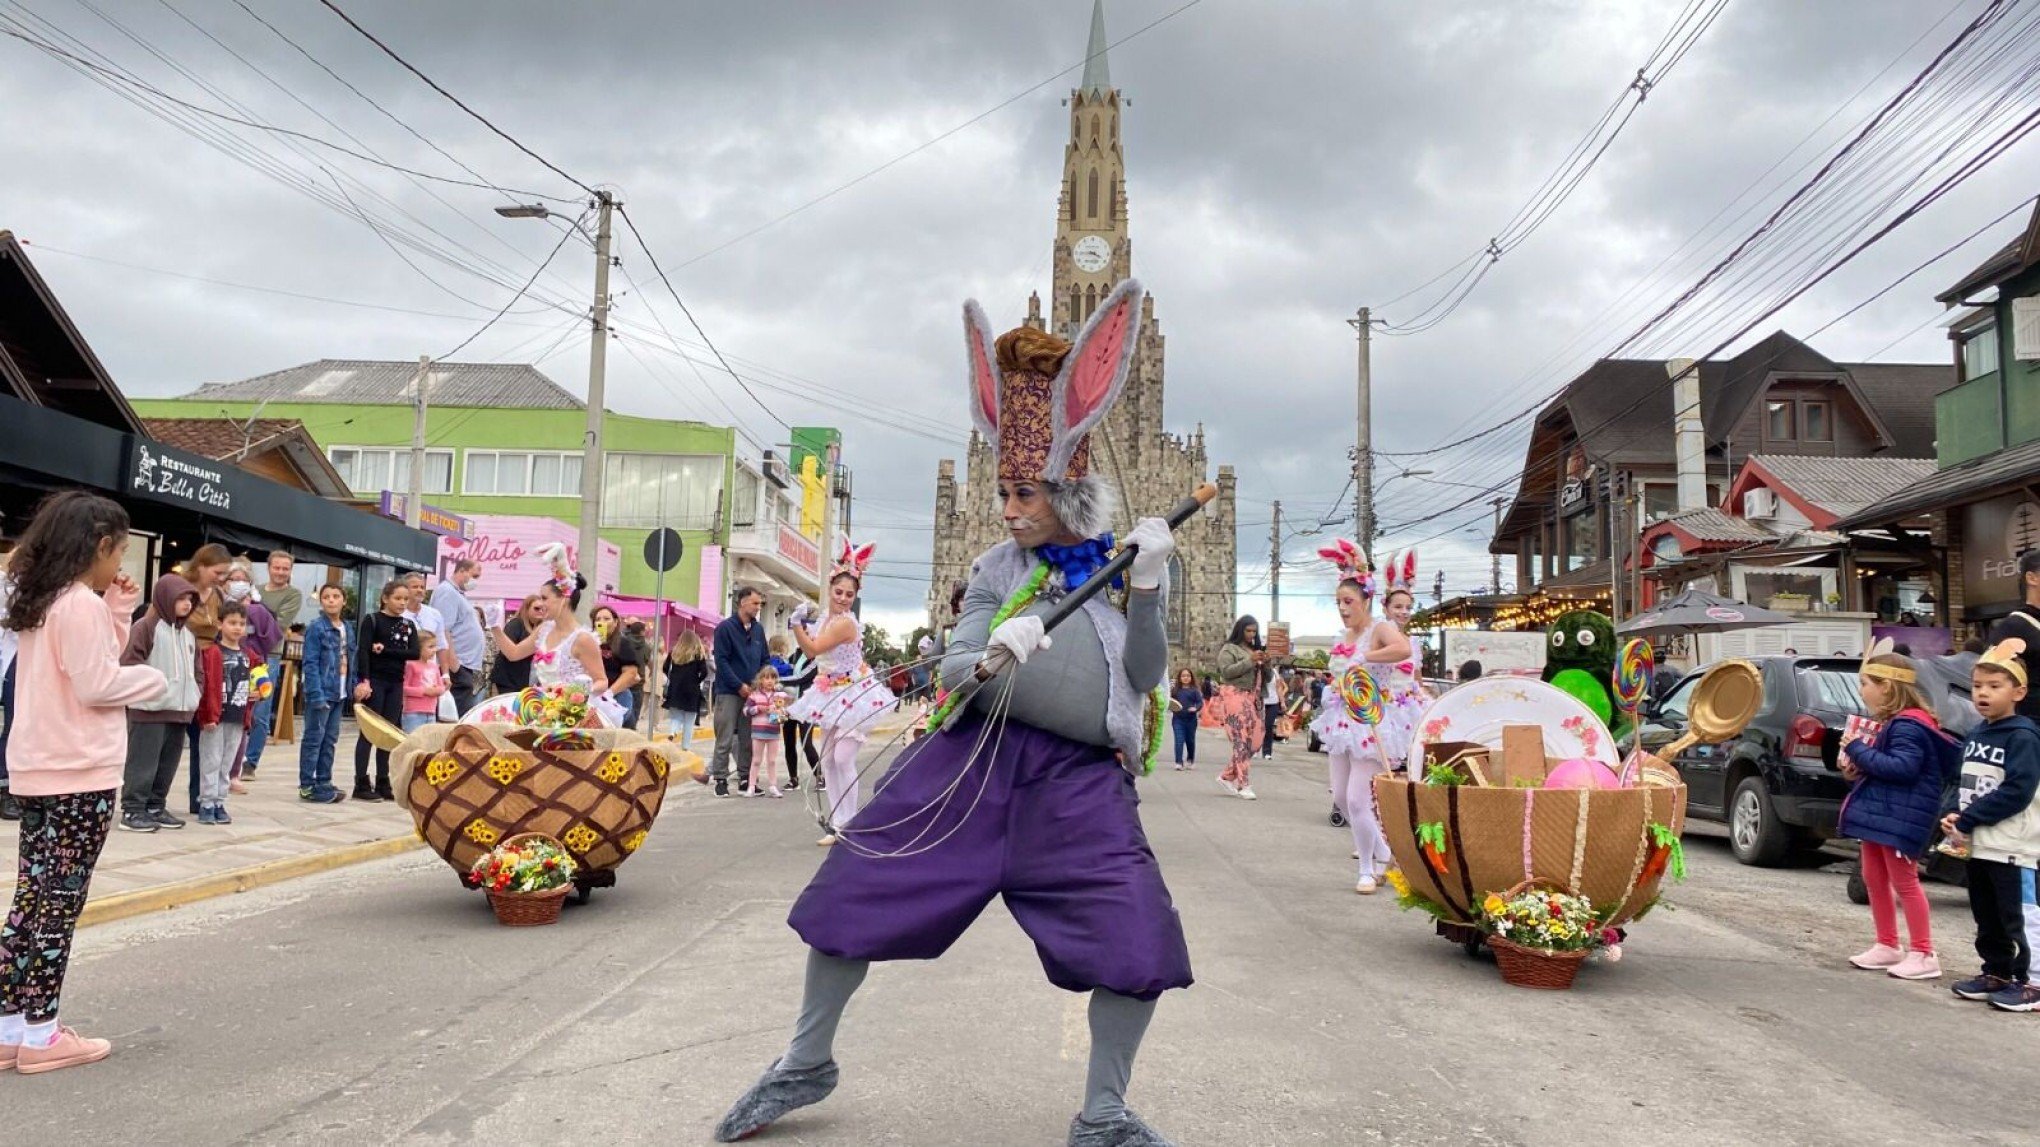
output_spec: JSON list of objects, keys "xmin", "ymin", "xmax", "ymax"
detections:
[{"xmin": 1036, "ymin": 534, "xmax": 1121, "ymax": 592}]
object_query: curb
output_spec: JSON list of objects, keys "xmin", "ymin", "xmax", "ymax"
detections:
[{"xmin": 79, "ymin": 834, "xmax": 425, "ymax": 929}]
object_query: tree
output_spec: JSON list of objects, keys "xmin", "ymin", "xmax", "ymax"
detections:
[{"xmin": 862, "ymin": 620, "xmax": 900, "ymax": 667}]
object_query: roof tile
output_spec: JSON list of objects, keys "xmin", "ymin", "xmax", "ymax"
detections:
[{"xmin": 179, "ymin": 359, "xmax": 582, "ymax": 410}]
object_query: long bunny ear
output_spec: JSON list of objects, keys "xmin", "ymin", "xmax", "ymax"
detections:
[
  {"xmin": 963, "ymin": 299, "xmax": 1000, "ymax": 446},
  {"xmin": 1403, "ymin": 550, "xmax": 1418, "ymax": 588},
  {"xmin": 1381, "ymin": 551, "xmax": 1399, "ymax": 587},
  {"xmin": 852, "ymin": 543, "xmax": 876, "ymax": 574},
  {"xmin": 838, "ymin": 538, "xmax": 855, "ymax": 567},
  {"xmin": 1045, "ymin": 278, "xmax": 1143, "ymax": 480}
]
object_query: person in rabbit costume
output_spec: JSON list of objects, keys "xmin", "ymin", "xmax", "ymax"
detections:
[
  {"xmin": 785, "ymin": 539, "xmax": 894, "ymax": 844},
  {"xmin": 716, "ymin": 280, "xmax": 1189, "ymax": 1147},
  {"xmin": 1374, "ymin": 549, "xmax": 1429, "ymax": 764}
]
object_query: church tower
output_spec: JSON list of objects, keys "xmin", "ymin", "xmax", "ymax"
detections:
[{"xmin": 927, "ymin": 0, "xmax": 1238, "ymax": 669}]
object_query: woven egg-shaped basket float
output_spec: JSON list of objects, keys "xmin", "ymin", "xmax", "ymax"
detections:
[
  {"xmin": 1375, "ymin": 775, "xmax": 1687, "ymax": 930},
  {"xmin": 392, "ymin": 722, "xmax": 702, "ymax": 887}
]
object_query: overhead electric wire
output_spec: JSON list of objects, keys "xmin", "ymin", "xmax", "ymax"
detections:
[
  {"xmin": 314, "ymin": 0, "xmax": 595, "ymax": 198},
  {"xmin": 0, "ymin": 18, "xmax": 572, "ymax": 201},
  {"xmin": 436, "ymin": 212, "xmax": 583, "ymax": 360},
  {"xmin": 1372, "ymin": 0, "xmax": 1730, "ymax": 335}
]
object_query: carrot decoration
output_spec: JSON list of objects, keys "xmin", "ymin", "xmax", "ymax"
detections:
[
  {"xmin": 1416, "ymin": 820, "xmax": 1450, "ymax": 874},
  {"xmin": 1645, "ymin": 822, "xmax": 1686, "ymax": 883}
]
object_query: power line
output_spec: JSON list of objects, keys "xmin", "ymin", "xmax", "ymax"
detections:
[
  {"xmin": 437, "ymin": 211, "xmax": 584, "ymax": 360},
  {"xmin": 0, "ymin": 19, "xmax": 572, "ymax": 202},
  {"xmin": 314, "ymin": 0, "xmax": 595, "ymax": 198}
]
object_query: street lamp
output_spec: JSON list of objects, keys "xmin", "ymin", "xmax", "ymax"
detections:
[{"xmin": 497, "ymin": 193, "xmax": 617, "ymax": 621}]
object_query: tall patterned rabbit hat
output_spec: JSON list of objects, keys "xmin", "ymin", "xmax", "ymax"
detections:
[
  {"xmin": 1317, "ymin": 538, "xmax": 1377, "ymax": 598},
  {"xmin": 832, "ymin": 539, "xmax": 875, "ymax": 585},
  {"xmin": 535, "ymin": 541, "xmax": 579, "ymax": 596},
  {"xmin": 963, "ymin": 279, "xmax": 1144, "ymax": 539}
]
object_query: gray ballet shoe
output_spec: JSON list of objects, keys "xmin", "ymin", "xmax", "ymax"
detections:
[
  {"xmin": 713, "ymin": 1058, "xmax": 839, "ymax": 1142},
  {"xmin": 1068, "ymin": 1109, "xmax": 1177, "ymax": 1147}
]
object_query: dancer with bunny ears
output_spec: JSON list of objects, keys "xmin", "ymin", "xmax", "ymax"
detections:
[
  {"xmin": 1376, "ymin": 550, "xmax": 1430, "ymax": 765},
  {"xmin": 1310, "ymin": 540, "xmax": 1411, "ymax": 895},
  {"xmin": 786, "ymin": 539, "xmax": 895, "ymax": 845},
  {"xmin": 717, "ymin": 280, "xmax": 1190, "ymax": 1147}
]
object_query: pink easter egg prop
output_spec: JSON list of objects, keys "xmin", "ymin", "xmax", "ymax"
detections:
[{"xmin": 1542, "ymin": 757, "xmax": 1622, "ymax": 790}]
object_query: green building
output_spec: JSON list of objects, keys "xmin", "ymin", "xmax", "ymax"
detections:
[{"xmin": 134, "ymin": 360, "xmax": 838, "ymax": 618}]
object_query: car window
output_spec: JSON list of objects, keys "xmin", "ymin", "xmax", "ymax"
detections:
[
  {"xmin": 1796, "ymin": 664, "xmax": 1866, "ymax": 715},
  {"xmin": 1655, "ymin": 676, "xmax": 1699, "ymax": 723}
]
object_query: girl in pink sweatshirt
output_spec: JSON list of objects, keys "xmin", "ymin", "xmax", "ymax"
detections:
[
  {"xmin": 402, "ymin": 631, "xmax": 449, "ymax": 733},
  {"xmin": 1, "ymin": 492, "xmax": 168, "ymax": 1074}
]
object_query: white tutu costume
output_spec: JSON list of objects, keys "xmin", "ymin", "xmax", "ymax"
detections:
[
  {"xmin": 784, "ymin": 611, "xmax": 894, "ymax": 739},
  {"xmin": 1309, "ymin": 621, "xmax": 1388, "ymax": 759},
  {"xmin": 1378, "ymin": 638, "xmax": 1425, "ymax": 764},
  {"xmin": 467, "ymin": 619, "xmax": 622, "ymax": 727}
]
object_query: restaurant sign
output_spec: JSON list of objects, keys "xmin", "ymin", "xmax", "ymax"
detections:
[{"xmin": 125, "ymin": 439, "xmax": 234, "ymax": 514}]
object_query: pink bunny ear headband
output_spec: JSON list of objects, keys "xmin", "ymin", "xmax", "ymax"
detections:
[
  {"xmin": 1317, "ymin": 538, "xmax": 1376, "ymax": 597},
  {"xmin": 1380, "ymin": 549, "xmax": 1419, "ymax": 593},
  {"xmin": 833, "ymin": 539, "xmax": 875, "ymax": 582}
]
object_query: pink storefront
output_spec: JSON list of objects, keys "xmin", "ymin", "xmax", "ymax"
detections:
[{"xmin": 435, "ymin": 514, "xmax": 622, "ymax": 610}]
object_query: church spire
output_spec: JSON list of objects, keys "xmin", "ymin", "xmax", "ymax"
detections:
[{"xmin": 1082, "ymin": 0, "xmax": 1112, "ymax": 98}]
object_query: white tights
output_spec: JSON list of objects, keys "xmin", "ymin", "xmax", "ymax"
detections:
[
  {"xmin": 1329, "ymin": 746, "xmax": 1392, "ymax": 880},
  {"xmin": 820, "ymin": 733, "xmax": 863, "ymax": 830}
]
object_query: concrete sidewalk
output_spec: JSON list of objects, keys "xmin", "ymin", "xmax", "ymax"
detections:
[
  {"xmin": 0, "ymin": 709, "xmax": 925, "ymax": 925},
  {"xmin": 0, "ymin": 719, "xmax": 418, "ymax": 924}
]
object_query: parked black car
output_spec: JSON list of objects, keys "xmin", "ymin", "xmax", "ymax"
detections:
[{"xmin": 1637, "ymin": 656, "xmax": 1867, "ymax": 867}]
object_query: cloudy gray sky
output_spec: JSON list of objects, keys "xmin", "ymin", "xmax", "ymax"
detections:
[{"xmin": 3, "ymin": 0, "xmax": 2035, "ymax": 638}]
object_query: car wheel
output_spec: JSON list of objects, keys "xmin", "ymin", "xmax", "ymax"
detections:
[
  {"xmin": 1729, "ymin": 776, "xmax": 1791, "ymax": 867},
  {"xmin": 1846, "ymin": 866, "xmax": 1869, "ymax": 905}
]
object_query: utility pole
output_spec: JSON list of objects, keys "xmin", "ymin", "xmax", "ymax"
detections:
[
  {"xmin": 1269, "ymin": 500, "xmax": 1282, "ymax": 623},
  {"xmin": 1433, "ymin": 569, "xmax": 1444, "ymax": 607},
  {"xmin": 405, "ymin": 355, "xmax": 431, "ymax": 530},
  {"xmin": 577, "ymin": 191, "xmax": 617, "ymax": 621},
  {"xmin": 1489, "ymin": 496, "xmax": 1508, "ymax": 595},
  {"xmin": 1347, "ymin": 307, "xmax": 1374, "ymax": 558}
]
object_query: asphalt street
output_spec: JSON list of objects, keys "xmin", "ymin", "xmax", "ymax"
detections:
[{"xmin": 8, "ymin": 737, "xmax": 2039, "ymax": 1146}]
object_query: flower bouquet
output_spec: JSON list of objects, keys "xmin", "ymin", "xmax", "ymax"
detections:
[
  {"xmin": 469, "ymin": 833, "xmax": 578, "ymax": 926},
  {"xmin": 1479, "ymin": 881, "xmax": 1602, "ymax": 989}
]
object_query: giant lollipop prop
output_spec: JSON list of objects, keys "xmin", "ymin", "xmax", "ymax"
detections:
[
  {"xmin": 1615, "ymin": 637, "xmax": 1653, "ymax": 755},
  {"xmin": 1337, "ymin": 666, "xmax": 1393, "ymax": 770}
]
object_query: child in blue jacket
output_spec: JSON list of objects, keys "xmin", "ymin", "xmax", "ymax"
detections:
[
  {"xmin": 1839, "ymin": 651, "xmax": 1959, "ymax": 981},
  {"xmin": 1941, "ymin": 641, "xmax": 2040, "ymax": 1011},
  {"xmin": 296, "ymin": 584, "xmax": 352, "ymax": 804}
]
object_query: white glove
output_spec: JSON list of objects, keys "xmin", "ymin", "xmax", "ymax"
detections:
[
  {"xmin": 1124, "ymin": 517, "xmax": 1174, "ymax": 591},
  {"xmin": 979, "ymin": 614, "xmax": 1051, "ymax": 678},
  {"xmin": 481, "ymin": 600, "xmax": 505, "ymax": 629},
  {"xmin": 789, "ymin": 601, "xmax": 818, "ymax": 629}
]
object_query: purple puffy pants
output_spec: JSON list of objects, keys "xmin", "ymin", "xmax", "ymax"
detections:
[{"xmin": 789, "ymin": 717, "xmax": 1193, "ymax": 1001}]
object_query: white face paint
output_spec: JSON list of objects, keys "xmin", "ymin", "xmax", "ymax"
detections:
[{"xmin": 999, "ymin": 482, "xmax": 1067, "ymax": 549}]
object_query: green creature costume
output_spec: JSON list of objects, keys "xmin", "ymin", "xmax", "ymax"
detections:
[{"xmin": 1542, "ymin": 609, "xmax": 1629, "ymax": 739}]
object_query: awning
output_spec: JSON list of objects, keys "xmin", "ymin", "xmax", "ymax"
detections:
[
  {"xmin": 600, "ymin": 592, "xmax": 721, "ymax": 631},
  {"xmin": 0, "ymin": 394, "xmax": 434, "ymax": 570}
]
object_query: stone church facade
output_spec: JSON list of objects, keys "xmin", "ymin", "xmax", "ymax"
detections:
[{"xmin": 927, "ymin": 3, "xmax": 1238, "ymax": 668}]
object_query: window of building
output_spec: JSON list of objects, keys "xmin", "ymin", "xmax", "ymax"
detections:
[
  {"xmin": 328, "ymin": 446, "xmax": 453, "ymax": 496},
  {"xmin": 1085, "ymin": 283, "xmax": 1097, "ymax": 317},
  {"xmin": 1643, "ymin": 483, "xmax": 1678, "ymax": 521},
  {"xmin": 1563, "ymin": 506, "xmax": 1600, "ymax": 572},
  {"xmin": 730, "ymin": 465, "xmax": 759, "ymax": 530},
  {"xmin": 1802, "ymin": 400, "xmax": 1833, "ymax": 442},
  {"xmin": 463, "ymin": 450, "xmax": 582, "ymax": 496},
  {"xmin": 1959, "ymin": 321, "xmax": 2000, "ymax": 381},
  {"xmin": 1086, "ymin": 168, "xmax": 1099, "ymax": 219},
  {"xmin": 1765, "ymin": 399, "xmax": 1795, "ymax": 441},
  {"xmin": 601, "ymin": 453, "xmax": 723, "ymax": 530},
  {"xmin": 1069, "ymin": 285, "xmax": 1082, "ymax": 325}
]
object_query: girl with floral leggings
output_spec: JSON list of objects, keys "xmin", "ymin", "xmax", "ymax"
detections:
[{"xmin": 1, "ymin": 491, "xmax": 168, "ymax": 1073}]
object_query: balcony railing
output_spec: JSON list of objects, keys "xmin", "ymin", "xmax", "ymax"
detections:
[{"xmin": 1935, "ymin": 373, "xmax": 2004, "ymax": 467}]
